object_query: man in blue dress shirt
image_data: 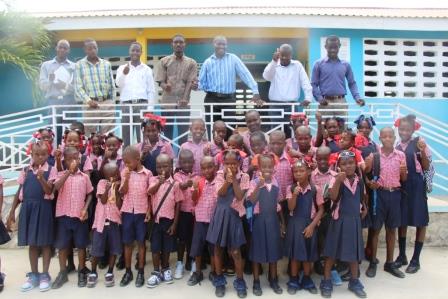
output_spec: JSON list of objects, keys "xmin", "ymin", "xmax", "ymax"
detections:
[{"xmin": 311, "ymin": 35, "xmax": 365, "ymax": 119}]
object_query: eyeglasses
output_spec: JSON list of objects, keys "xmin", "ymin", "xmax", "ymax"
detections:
[{"xmin": 338, "ymin": 150, "xmax": 356, "ymax": 159}]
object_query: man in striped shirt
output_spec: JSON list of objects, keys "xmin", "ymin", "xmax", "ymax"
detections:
[
  {"xmin": 75, "ymin": 39, "xmax": 116, "ymax": 135},
  {"xmin": 199, "ymin": 36, "xmax": 263, "ymax": 127}
]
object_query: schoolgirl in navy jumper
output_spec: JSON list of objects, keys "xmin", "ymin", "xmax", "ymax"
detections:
[
  {"xmin": 0, "ymin": 174, "xmax": 9, "ymax": 292},
  {"xmin": 7, "ymin": 141, "xmax": 56, "ymax": 292},
  {"xmin": 99, "ymin": 133, "xmax": 124, "ymax": 173},
  {"xmin": 56, "ymin": 129, "xmax": 93, "ymax": 175},
  {"xmin": 315, "ymin": 112, "xmax": 343, "ymax": 153},
  {"xmin": 395, "ymin": 115, "xmax": 431, "ymax": 274},
  {"xmin": 286, "ymin": 159, "xmax": 324, "ymax": 295},
  {"xmin": 206, "ymin": 150, "xmax": 250, "ymax": 298},
  {"xmin": 34, "ymin": 127, "xmax": 56, "ymax": 166},
  {"xmin": 320, "ymin": 150, "xmax": 368, "ymax": 299},
  {"xmin": 248, "ymin": 154, "xmax": 285, "ymax": 296}
]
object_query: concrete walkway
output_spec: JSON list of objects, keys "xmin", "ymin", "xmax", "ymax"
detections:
[{"xmin": 0, "ymin": 247, "xmax": 447, "ymax": 299}]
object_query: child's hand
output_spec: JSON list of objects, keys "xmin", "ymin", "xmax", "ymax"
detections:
[
  {"xmin": 303, "ymin": 224, "xmax": 315, "ymax": 238},
  {"xmin": 69, "ymin": 160, "xmax": 77, "ymax": 174},
  {"xmin": 368, "ymin": 181, "xmax": 380, "ymax": 190},
  {"xmin": 287, "ymin": 146, "xmax": 300, "ymax": 158},
  {"xmin": 167, "ymin": 223, "xmax": 176, "ymax": 236},
  {"xmin": 257, "ymin": 174, "xmax": 265, "ymax": 187},
  {"xmin": 159, "ymin": 171, "xmax": 166, "ymax": 185},
  {"xmin": 55, "ymin": 145, "xmax": 62, "ymax": 160},
  {"xmin": 144, "ymin": 210, "xmax": 151, "ymax": 222},
  {"xmin": 361, "ymin": 205, "xmax": 368, "ymax": 219},
  {"xmin": 323, "ymin": 129, "xmax": 329, "ymax": 139},
  {"xmin": 225, "ymin": 167, "xmax": 234, "ymax": 183},
  {"xmin": 186, "ymin": 174, "xmax": 194, "ymax": 188},
  {"xmin": 293, "ymin": 185, "xmax": 302, "ymax": 195},
  {"xmin": 280, "ymin": 223, "xmax": 286, "ymax": 238},
  {"xmin": 142, "ymin": 140, "xmax": 153, "ymax": 153},
  {"xmin": 336, "ymin": 170, "xmax": 346, "ymax": 182},
  {"xmin": 80, "ymin": 209, "xmax": 88, "ymax": 221},
  {"xmin": 36, "ymin": 165, "xmax": 44, "ymax": 180},
  {"xmin": 203, "ymin": 144, "xmax": 212, "ymax": 156},
  {"xmin": 417, "ymin": 139, "xmax": 427, "ymax": 151},
  {"xmin": 315, "ymin": 111, "xmax": 322, "ymax": 123},
  {"xmin": 400, "ymin": 161, "xmax": 407, "ymax": 176},
  {"xmin": 6, "ymin": 212, "xmax": 16, "ymax": 232},
  {"xmin": 123, "ymin": 167, "xmax": 131, "ymax": 180}
]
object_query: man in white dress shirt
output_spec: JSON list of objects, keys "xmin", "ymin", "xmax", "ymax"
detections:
[
  {"xmin": 263, "ymin": 44, "xmax": 312, "ymax": 135},
  {"xmin": 116, "ymin": 42, "xmax": 155, "ymax": 145}
]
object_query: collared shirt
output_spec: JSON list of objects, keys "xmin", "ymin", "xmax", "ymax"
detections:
[
  {"xmin": 136, "ymin": 139, "xmax": 175, "ymax": 160},
  {"xmin": 215, "ymin": 170, "xmax": 250, "ymax": 217},
  {"xmin": 120, "ymin": 167, "xmax": 152, "ymax": 214},
  {"xmin": 116, "ymin": 62, "xmax": 155, "ymax": 103},
  {"xmin": 329, "ymin": 175, "xmax": 363, "ymax": 220},
  {"xmin": 39, "ymin": 57, "xmax": 75, "ymax": 99},
  {"xmin": 54, "ymin": 170, "xmax": 94, "ymax": 219},
  {"xmin": 398, "ymin": 138, "xmax": 431, "ymax": 174},
  {"xmin": 263, "ymin": 60, "xmax": 312, "ymax": 102},
  {"xmin": 155, "ymin": 54, "xmax": 197, "ymax": 104},
  {"xmin": 311, "ymin": 168, "xmax": 337, "ymax": 204},
  {"xmin": 179, "ymin": 140, "xmax": 212, "ymax": 176},
  {"xmin": 199, "ymin": 53, "xmax": 259, "ymax": 94},
  {"xmin": 210, "ymin": 140, "xmax": 227, "ymax": 157},
  {"xmin": 286, "ymin": 183, "xmax": 323, "ymax": 219},
  {"xmin": 377, "ymin": 148, "xmax": 407, "ymax": 188},
  {"xmin": 18, "ymin": 162, "xmax": 58, "ymax": 200},
  {"xmin": 75, "ymin": 56, "xmax": 116, "ymax": 102},
  {"xmin": 174, "ymin": 171, "xmax": 197, "ymax": 213},
  {"xmin": 193, "ymin": 176, "xmax": 219, "ymax": 223},
  {"xmin": 311, "ymin": 57, "xmax": 361, "ymax": 102},
  {"xmin": 274, "ymin": 151, "xmax": 294, "ymax": 201},
  {"xmin": 94, "ymin": 179, "xmax": 122, "ymax": 233},
  {"xmin": 248, "ymin": 178, "xmax": 282, "ymax": 215},
  {"xmin": 149, "ymin": 176, "xmax": 183, "ymax": 223}
]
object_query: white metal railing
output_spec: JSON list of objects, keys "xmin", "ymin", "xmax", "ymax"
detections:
[{"xmin": 1, "ymin": 102, "xmax": 447, "ymax": 193}]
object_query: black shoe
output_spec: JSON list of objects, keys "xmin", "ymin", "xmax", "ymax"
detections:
[
  {"xmin": 348, "ymin": 279, "xmax": 367, "ymax": 298},
  {"xmin": 319, "ymin": 279, "xmax": 333, "ymax": 298},
  {"xmin": 384, "ymin": 262, "xmax": 405, "ymax": 278},
  {"xmin": 341, "ymin": 270, "xmax": 351, "ymax": 282},
  {"xmin": 215, "ymin": 285, "xmax": 226, "ymax": 297},
  {"xmin": 366, "ymin": 261, "xmax": 378, "ymax": 278},
  {"xmin": 269, "ymin": 277, "xmax": 283, "ymax": 294},
  {"xmin": 120, "ymin": 271, "xmax": 133, "ymax": 287},
  {"xmin": 286, "ymin": 277, "xmax": 300, "ymax": 295},
  {"xmin": 135, "ymin": 271, "xmax": 145, "ymax": 287},
  {"xmin": 116, "ymin": 255, "xmax": 125, "ymax": 270},
  {"xmin": 188, "ymin": 272, "xmax": 204, "ymax": 286},
  {"xmin": 244, "ymin": 261, "xmax": 252, "ymax": 275},
  {"xmin": 301, "ymin": 276, "xmax": 317, "ymax": 294},
  {"xmin": 52, "ymin": 271, "xmax": 68, "ymax": 289},
  {"xmin": 405, "ymin": 260, "xmax": 420, "ymax": 274},
  {"xmin": 66, "ymin": 262, "xmax": 76, "ymax": 274},
  {"xmin": 78, "ymin": 268, "xmax": 90, "ymax": 288},
  {"xmin": 253, "ymin": 280, "xmax": 262, "ymax": 296},
  {"xmin": 394, "ymin": 255, "xmax": 408, "ymax": 268}
]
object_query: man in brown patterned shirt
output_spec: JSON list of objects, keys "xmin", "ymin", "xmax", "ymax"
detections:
[{"xmin": 155, "ymin": 34, "xmax": 198, "ymax": 145}]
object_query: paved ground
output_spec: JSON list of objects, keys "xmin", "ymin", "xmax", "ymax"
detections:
[{"xmin": 1, "ymin": 247, "xmax": 447, "ymax": 299}]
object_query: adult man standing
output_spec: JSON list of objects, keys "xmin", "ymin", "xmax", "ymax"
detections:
[
  {"xmin": 75, "ymin": 38, "xmax": 116, "ymax": 136},
  {"xmin": 116, "ymin": 42, "xmax": 155, "ymax": 145},
  {"xmin": 39, "ymin": 39, "xmax": 75, "ymax": 143},
  {"xmin": 155, "ymin": 34, "xmax": 197, "ymax": 145},
  {"xmin": 199, "ymin": 36, "xmax": 263, "ymax": 125},
  {"xmin": 263, "ymin": 44, "xmax": 312, "ymax": 134},
  {"xmin": 311, "ymin": 35, "xmax": 365, "ymax": 118}
]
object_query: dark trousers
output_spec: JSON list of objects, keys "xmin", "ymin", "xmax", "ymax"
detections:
[
  {"xmin": 121, "ymin": 100, "xmax": 148, "ymax": 146},
  {"xmin": 204, "ymin": 93, "xmax": 235, "ymax": 139},
  {"xmin": 161, "ymin": 106, "xmax": 190, "ymax": 147}
]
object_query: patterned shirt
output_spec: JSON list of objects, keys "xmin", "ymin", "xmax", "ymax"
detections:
[
  {"xmin": 94, "ymin": 179, "xmax": 122, "ymax": 233},
  {"xmin": 74, "ymin": 57, "xmax": 116, "ymax": 103},
  {"xmin": 54, "ymin": 170, "xmax": 94, "ymax": 219},
  {"xmin": 193, "ymin": 176, "xmax": 219, "ymax": 223},
  {"xmin": 248, "ymin": 178, "xmax": 282, "ymax": 215},
  {"xmin": 18, "ymin": 162, "xmax": 58, "ymax": 200},
  {"xmin": 377, "ymin": 148, "xmax": 407, "ymax": 188},
  {"xmin": 174, "ymin": 171, "xmax": 197, "ymax": 213},
  {"xmin": 136, "ymin": 139, "xmax": 175, "ymax": 160},
  {"xmin": 179, "ymin": 140, "xmax": 212, "ymax": 176},
  {"xmin": 39, "ymin": 57, "xmax": 75, "ymax": 99},
  {"xmin": 274, "ymin": 151, "xmax": 294, "ymax": 201},
  {"xmin": 329, "ymin": 175, "xmax": 363, "ymax": 220},
  {"xmin": 210, "ymin": 140, "xmax": 227, "ymax": 157},
  {"xmin": 149, "ymin": 176, "xmax": 184, "ymax": 223},
  {"xmin": 286, "ymin": 183, "xmax": 323, "ymax": 219},
  {"xmin": 199, "ymin": 53, "xmax": 259, "ymax": 94},
  {"xmin": 120, "ymin": 167, "xmax": 152, "ymax": 214},
  {"xmin": 215, "ymin": 170, "xmax": 250, "ymax": 217},
  {"xmin": 311, "ymin": 168, "xmax": 337, "ymax": 204}
]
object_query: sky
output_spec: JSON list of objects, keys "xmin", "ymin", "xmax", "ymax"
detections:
[{"xmin": 3, "ymin": 0, "xmax": 448, "ymax": 12}]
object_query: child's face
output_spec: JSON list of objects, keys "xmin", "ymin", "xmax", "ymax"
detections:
[
  {"xmin": 191, "ymin": 122, "xmax": 205, "ymax": 142},
  {"xmin": 64, "ymin": 152, "xmax": 80, "ymax": 170},
  {"xmin": 213, "ymin": 124, "xmax": 227, "ymax": 141},
  {"xmin": 179, "ymin": 155, "xmax": 194, "ymax": 173},
  {"xmin": 379, "ymin": 129, "xmax": 396, "ymax": 148},
  {"xmin": 250, "ymin": 137, "xmax": 266, "ymax": 155},
  {"xmin": 201, "ymin": 160, "xmax": 216, "ymax": 181},
  {"xmin": 326, "ymin": 120, "xmax": 339, "ymax": 137},
  {"xmin": 269, "ymin": 135, "xmax": 286, "ymax": 156},
  {"xmin": 259, "ymin": 157, "xmax": 274, "ymax": 181},
  {"xmin": 123, "ymin": 154, "xmax": 140, "ymax": 171},
  {"xmin": 292, "ymin": 164, "xmax": 309, "ymax": 183},
  {"xmin": 398, "ymin": 121, "xmax": 414, "ymax": 142},
  {"xmin": 338, "ymin": 157, "xmax": 356, "ymax": 177},
  {"xmin": 66, "ymin": 132, "xmax": 81, "ymax": 148},
  {"xmin": 227, "ymin": 137, "xmax": 243, "ymax": 150},
  {"xmin": 339, "ymin": 133, "xmax": 353, "ymax": 150},
  {"xmin": 295, "ymin": 131, "xmax": 311, "ymax": 151},
  {"xmin": 40, "ymin": 130, "xmax": 53, "ymax": 143},
  {"xmin": 291, "ymin": 119, "xmax": 305, "ymax": 131},
  {"xmin": 245, "ymin": 112, "xmax": 261, "ymax": 133},
  {"xmin": 357, "ymin": 120, "xmax": 372, "ymax": 138},
  {"xmin": 224, "ymin": 154, "xmax": 240, "ymax": 175},
  {"xmin": 156, "ymin": 158, "xmax": 172, "ymax": 178},
  {"xmin": 143, "ymin": 125, "xmax": 160, "ymax": 143},
  {"xmin": 91, "ymin": 137, "xmax": 103, "ymax": 155},
  {"xmin": 105, "ymin": 137, "xmax": 120, "ymax": 156},
  {"xmin": 103, "ymin": 167, "xmax": 119, "ymax": 181},
  {"xmin": 316, "ymin": 152, "xmax": 330, "ymax": 172},
  {"xmin": 32, "ymin": 145, "xmax": 49, "ymax": 166}
]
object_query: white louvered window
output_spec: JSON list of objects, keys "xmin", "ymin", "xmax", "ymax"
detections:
[{"xmin": 363, "ymin": 39, "xmax": 448, "ymax": 99}]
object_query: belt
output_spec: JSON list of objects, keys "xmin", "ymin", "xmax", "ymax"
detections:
[
  {"xmin": 323, "ymin": 95, "xmax": 345, "ymax": 100},
  {"xmin": 379, "ymin": 187, "xmax": 401, "ymax": 192},
  {"xmin": 91, "ymin": 96, "xmax": 109, "ymax": 102},
  {"xmin": 122, "ymin": 99, "xmax": 148, "ymax": 104},
  {"xmin": 207, "ymin": 92, "xmax": 235, "ymax": 98},
  {"xmin": 104, "ymin": 220, "xmax": 118, "ymax": 226}
]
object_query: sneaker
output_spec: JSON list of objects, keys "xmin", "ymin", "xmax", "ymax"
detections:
[
  {"xmin": 405, "ymin": 260, "xmax": 420, "ymax": 274},
  {"xmin": 330, "ymin": 270, "xmax": 342, "ymax": 286},
  {"xmin": 78, "ymin": 267, "xmax": 90, "ymax": 288},
  {"xmin": 147, "ymin": 271, "xmax": 163, "ymax": 288},
  {"xmin": 394, "ymin": 255, "xmax": 408, "ymax": 268},
  {"xmin": 348, "ymin": 279, "xmax": 367, "ymax": 298},
  {"xmin": 233, "ymin": 278, "xmax": 247, "ymax": 298},
  {"xmin": 51, "ymin": 271, "xmax": 68, "ymax": 289},
  {"xmin": 187, "ymin": 272, "xmax": 203, "ymax": 286},
  {"xmin": 120, "ymin": 271, "xmax": 133, "ymax": 287},
  {"xmin": 174, "ymin": 261, "xmax": 184, "ymax": 280},
  {"xmin": 366, "ymin": 261, "xmax": 378, "ymax": 278},
  {"xmin": 301, "ymin": 275, "xmax": 317, "ymax": 294},
  {"xmin": 319, "ymin": 279, "xmax": 333, "ymax": 298},
  {"xmin": 87, "ymin": 273, "xmax": 98, "ymax": 288},
  {"xmin": 105, "ymin": 273, "xmax": 115, "ymax": 287},
  {"xmin": 252, "ymin": 279, "xmax": 262, "ymax": 296},
  {"xmin": 213, "ymin": 274, "xmax": 227, "ymax": 297},
  {"xmin": 286, "ymin": 277, "xmax": 300, "ymax": 295},
  {"xmin": 384, "ymin": 262, "xmax": 405, "ymax": 278},
  {"xmin": 163, "ymin": 269, "xmax": 174, "ymax": 284},
  {"xmin": 39, "ymin": 273, "xmax": 51, "ymax": 292},
  {"xmin": 21, "ymin": 272, "xmax": 39, "ymax": 292}
]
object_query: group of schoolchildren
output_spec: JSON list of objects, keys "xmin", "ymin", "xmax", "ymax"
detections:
[{"xmin": 0, "ymin": 110, "xmax": 433, "ymax": 299}]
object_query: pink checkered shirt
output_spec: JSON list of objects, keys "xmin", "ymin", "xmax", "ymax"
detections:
[
  {"xmin": 180, "ymin": 140, "xmax": 212, "ymax": 176},
  {"xmin": 398, "ymin": 137, "xmax": 431, "ymax": 174},
  {"xmin": 93, "ymin": 179, "xmax": 122, "ymax": 233},
  {"xmin": 55, "ymin": 170, "xmax": 94, "ymax": 219},
  {"xmin": 89, "ymin": 153, "xmax": 102, "ymax": 171},
  {"xmin": 377, "ymin": 148, "xmax": 406, "ymax": 188},
  {"xmin": 328, "ymin": 175, "xmax": 363, "ymax": 220},
  {"xmin": 193, "ymin": 176, "xmax": 219, "ymax": 223},
  {"xmin": 286, "ymin": 183, "xmax": 323, "ymax": 219},
  {"xmin": 174, "ymin": 171, "xmax": 197, "ymax": 213},
  {"xmin": 61, "ymin": 153, "xmax": 93, "ymax": 172},
  {"xmin": 273, "ymin": 151, "xmax": 293, "ymax": 201},
  {"xmin": 149, "ymin": 176, "xmax": 184, "ymax": 223},
  {"xmin": 136, "ymin": 139, "xmax": 175, "ymax": 159},
  {"xmin": 18, "ymin": 162, "xmax": 57, "ymax": 201},
  {"xmin": 210, "ymin": 140, "xmax": 227, "ymax": 157},
  {"xmin": 311, "ymin": 168, "xmax": 337, "ymax": 206},
  {"xmin": 120, "ymin": 167, "xmax": 152, "ymax": 214},
  {"xmin": 215, "ymin": 170, "xmax": 249, "ymax": 217},
  {"xmin": 248, "ymin": 177, "xmax": 282, "ymax": 215}
]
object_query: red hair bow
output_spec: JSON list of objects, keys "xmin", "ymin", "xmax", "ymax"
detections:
[
  {"xmin": 354, "ymin": 134, "xmax": 369, "ymax": 148},
  {"xmin": 143, "ymin": 113, "xmax": 167, "ymax": 128},
  {"xmin": 394, "ymin": 118, "xmax": 421, "ymax": 131},
  {"xmin": 291, "ymin": 113, "xmax": 309, "ymax": 126}
]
